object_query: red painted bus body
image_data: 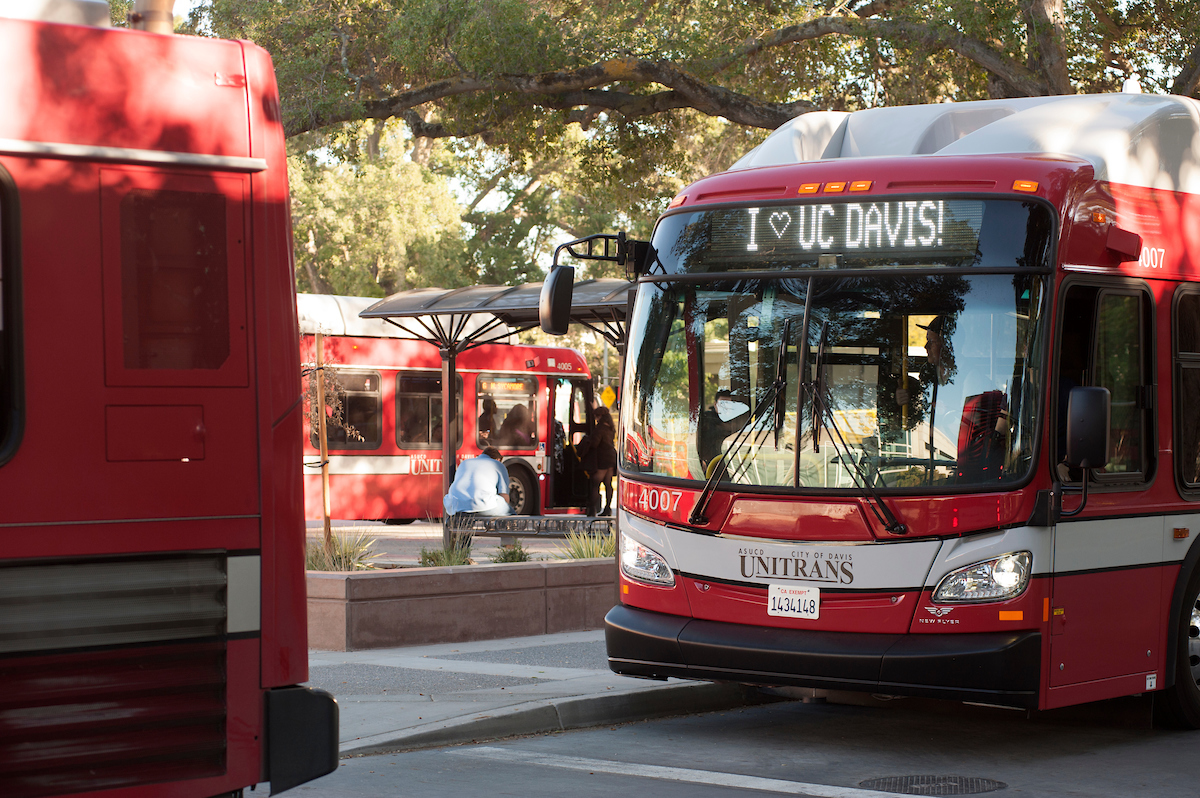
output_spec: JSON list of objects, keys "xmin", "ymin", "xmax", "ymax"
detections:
[
  {"xmin": 0, "ymin": 15, "xmax": 335, "ymax": 797},
  {"xmin": 298, "ymin": 295, "xmax": 596, "ymax": 521},
  {"xmin": 603, "ymin": 94, "xmax": 1200, "ymax": 724}
]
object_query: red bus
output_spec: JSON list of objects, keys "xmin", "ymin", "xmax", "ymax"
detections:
[
  {"xmin": 0, "ymin": 10, "xmax": 335, "ymax": 797},
  {"xmin": 298, "ymin": 294, "xmax": 597, "ymax": 521},
  {"xmin": 545, "ymin": 93, "xmax": 1200, "ymax": 724}
]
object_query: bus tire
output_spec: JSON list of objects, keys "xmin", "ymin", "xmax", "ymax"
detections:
[
  {"xmin": 382, "ymin": 518, "xmax": 415, "ymax": 526},
  {"xmin": 1156, "ymin": 565, "xmax": 1200, "ymax": 729},
  {"xmin": 507, "ymin": 466, "xmax": 537, "ymax": 516}
]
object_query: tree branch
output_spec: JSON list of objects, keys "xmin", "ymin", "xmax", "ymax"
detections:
[
  {"xmin": 284, "ymin": 10, "xmax": 1053, "ymax": 139},
  {"xmin": 1174, "ymin": 42, "xmax": 1200, "ymax": 97},
  {"xmin": 1024, "ymin": 0, "xmax": 1072, "ymax": 95},
  {"xmin": 717, "ymin": 16, "xmax": 1048, "ymax": 96}
]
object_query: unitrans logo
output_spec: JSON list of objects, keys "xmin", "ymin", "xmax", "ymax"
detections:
[
  {"xmin": 925, "ymin": 606, "xmax": 954, "ymax": 618},
  {"xmin": 738, "ymin": 552, "xmax": 853, "ymax": 584}
]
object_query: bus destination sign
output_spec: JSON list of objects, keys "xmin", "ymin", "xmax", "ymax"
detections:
[{"xmin": 709, "ymin": 199, "xmax": 985, "ymax": 259}]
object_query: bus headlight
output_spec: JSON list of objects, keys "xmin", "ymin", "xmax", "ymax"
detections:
[
  {"xmin": 932, "ymin": 551, "xmax": 1031, "ymax": 603},
  {"xmin": 620, "ymin": 533, "xmax": 675, "ymax": 586}
]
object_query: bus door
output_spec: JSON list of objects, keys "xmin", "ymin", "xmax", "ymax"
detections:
[
  {"xmin": 1049, "ymin": 281, "xmax": 1161, "ymax": 697},
  {"xmin": 548, "ymin": 376, "xmax": 593, "ymax": 509}
]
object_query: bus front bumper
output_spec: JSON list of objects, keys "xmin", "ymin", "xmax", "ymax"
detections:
[{"xmin": 606, "ymin": 604, "xmax": 1040, "ymax": 709}]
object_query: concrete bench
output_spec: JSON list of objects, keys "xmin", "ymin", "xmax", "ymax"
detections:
[{"xmin": 444, "ymin": 514, "xmax": 614, "ymax": 547}]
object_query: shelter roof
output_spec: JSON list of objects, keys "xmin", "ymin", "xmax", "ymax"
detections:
[
  {"xmin": 359, "ymin": 279, "xmax": 633, "ymax": 350},
  {"xmin": 296, "ymin": 293, "xmax": 508, "ymax": 341}
]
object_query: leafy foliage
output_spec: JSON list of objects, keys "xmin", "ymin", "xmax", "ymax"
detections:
[
  {"xmin": 288, "ymin": 126, "xmax": 466, "ymax": 295},
  {"xmin": 490, "ymin": 539, "xmax": 533, "ymax": 562},
  {"xmin": 167, "ymin": 0, "xmax": 1200, "ymax": 293},
  {"xmin": 193, "ymin": 0, "xmax": 1199, "ymax": 146},
  {"xmin": 419, "ymin": 535, "xmax": 474, "ymax": 565},
  {"xmin": 554, "ymin": 528, "xmax": 616, "ymax": 559},
  {"xmin": 306, "ymin": 528, "xmax": 378, "ymax": 570}
]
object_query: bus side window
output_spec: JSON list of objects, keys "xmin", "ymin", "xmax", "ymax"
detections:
[
  {"xmin": 1093, "ymin": 290, "xmax": 1151, "ymax": 479},
  {"xmin": 480, "ymin": 375, "xmax": 538, "ymax": 450},
  {"xmin": 570, "ymin": 379, "xmax": 591, "ymax": 446},
  {"xmin": 1174, "ymin": 290, "xmax": 1200, "ymax": 491},
  {"xmin": 314, "ymin": 369, "xmax": 382, "ymax": 450},
  {"xmin": 396, "ymin": 372, "xmax": 462, "ymax": 450},
  {"xmin": 1056, "ymin": 284, "xmax": 1153, "ymax": 482}
]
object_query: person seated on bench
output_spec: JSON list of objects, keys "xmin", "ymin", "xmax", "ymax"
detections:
[{"xmin": 443, "ymin": 446, "xmax": 512, "ymax": 519}]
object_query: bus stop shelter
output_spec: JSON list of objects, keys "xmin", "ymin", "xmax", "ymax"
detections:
[{"xmin": 359, "ymin": 279, "xmax": 633, "ymax": 537}]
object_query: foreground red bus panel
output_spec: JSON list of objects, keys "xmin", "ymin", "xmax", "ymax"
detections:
[
  {"xmin": 298, "ymin": 294, "xmax": 596, "ymax": 521},
  {"xmin": 591, "ymin": 93, "xmax": 1200, "ymax": 724},
  {"xmin": 0, "ymin": 14, "xmax": 336, "ymax": 797}
]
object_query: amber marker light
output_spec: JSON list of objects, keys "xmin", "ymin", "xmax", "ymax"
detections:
[
  {"xmin": 797, "ymin": 183, "xmax": 821, "ymax": 194},
  {"xmin": 849, "ymin": 180, "xmax": 873, "ymax": 192},
  {"xmin": 668, "ymin": 194, "xmax": 687, "ymax": 208},
  {"xmin": 1012, "ymin": 179, "xmax": 1039, "ymax": 192},
  {"xmin": 824, "ymin": 181, "xmax": 847, "ymax": 193},
  {"xmin": 999, "ymin": 611, "xmax": 1023, "ymax": 621},
  {"xmin": 1092, "ymin": 211, "xmax": 1107, "ymax": 224}
]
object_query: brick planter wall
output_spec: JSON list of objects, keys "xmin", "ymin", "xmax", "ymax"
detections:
[{"xmin": 306, "ymin": 558, "xmax": 618, "ymax": 651}]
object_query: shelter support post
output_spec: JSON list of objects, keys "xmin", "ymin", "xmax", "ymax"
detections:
[{"xmin": 441, "ymin": 347, "xmax": 457, "ymax": 549}]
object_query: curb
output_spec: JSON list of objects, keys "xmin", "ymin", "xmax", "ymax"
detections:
[{"xmin": 341, "ymin": 681, "xmax": 765, "ymax": 757}]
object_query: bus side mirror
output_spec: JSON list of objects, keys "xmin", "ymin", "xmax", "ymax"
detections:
[
  {"xmin": 540, "ymin": 265, "xmax": 574, "ymax": 335},
  {"xmin": 1059, "ymin": 385, "xmax": 1110, "ymax": 520},
  {"xmin": 1065, "ymin": 386, "xmax": 1110, "ymax": 468}
]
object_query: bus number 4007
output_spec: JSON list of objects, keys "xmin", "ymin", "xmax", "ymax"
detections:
[{"xmin": 637, "ymin": 487, "xmax": 682, "ymax": 513}]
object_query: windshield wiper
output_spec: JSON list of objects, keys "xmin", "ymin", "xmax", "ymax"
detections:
[
  {"xmin": 689, "ymin": 374, "xmax": 787, "ymax": 526},
  {"xmin": 812, "ymin": 320, "xmax": 829, "ymax": 454},
  {"xmin": 808, "ymin": 321, "xmax": 907, "ymax": 535},
  {"xmin": 774, "ymin": 319, "xmax": 792, "ymax": 449},
  {"xmin": 810, "ymin": 381, "xmax": 908, "ymax": 535}
]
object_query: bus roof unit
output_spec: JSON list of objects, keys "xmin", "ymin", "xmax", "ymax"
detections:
[{"xmin": 732, "ymin": 93, "xmax": 1200, "ymax": 194}]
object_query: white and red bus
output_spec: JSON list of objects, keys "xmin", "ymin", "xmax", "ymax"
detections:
[
  {"xmin": 546, "ymin": 93, "xmax": 1200, "ymax": 724},
  {"xmin": 298, "ymin": 294, "xmax": 596, "ymax": 521},
  {"xmin": 0, "ymin": 7, "xmax": 335, "ymax": 797}
]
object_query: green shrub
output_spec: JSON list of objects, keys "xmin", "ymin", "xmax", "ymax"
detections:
[
  {"xmin": 419, "ymin": 535, "xmax": 473, "ymax": 566},
  {"xmin": 554, "ymin": 529, "xmax": 616, "ymax": 559},
  {"xmin": 306, "ymin": 528, "xmax": 376, "ymax": 571},
  {"xmin": 490, "ymin": 540, "xmax": 531, "ymax": 563}
]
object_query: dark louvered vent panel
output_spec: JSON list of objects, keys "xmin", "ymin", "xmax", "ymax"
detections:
[
  {"xmin": 0, "ymin": 553, "xmax": 226, "ymax": 654},
  {"xmin": 0, "ymin": 641, "xmax": 226, "ymax": 797}
]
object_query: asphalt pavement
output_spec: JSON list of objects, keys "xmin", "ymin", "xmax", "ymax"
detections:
[
  {"xmin": 307, "ymin": 629, "xmax": 762, "ymax": 757},
  {"xmin": 304, "ymin": 520, "xmax": 763, "ymax": 757}
]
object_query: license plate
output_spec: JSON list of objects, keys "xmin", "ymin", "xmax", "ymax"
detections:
[{"xmin": 767, "ymin": 584, "xmax": 820, "ymax": 619}]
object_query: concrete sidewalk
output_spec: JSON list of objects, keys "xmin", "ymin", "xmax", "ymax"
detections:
[{"xmin": 306, "ymin": 630, "xmax": 762, "ymax": 757}]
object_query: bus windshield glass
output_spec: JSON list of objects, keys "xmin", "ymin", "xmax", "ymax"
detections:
[{"xmin": 622, "ymin": 200, "xmax": 1053, "ymax": 492}]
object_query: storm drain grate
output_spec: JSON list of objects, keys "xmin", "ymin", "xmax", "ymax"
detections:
[{"xmin": 858, "ymin": 775, "xmax": 1006, "ymax": 795}]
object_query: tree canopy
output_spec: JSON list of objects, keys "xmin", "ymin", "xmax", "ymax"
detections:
[
  {"xmin": 181, "ymin": 0, "xmax": 1200, "ymax": 299},
  {"xmin": 199, "ymin": 0, "xmax": 1199, "ymax": 146}
]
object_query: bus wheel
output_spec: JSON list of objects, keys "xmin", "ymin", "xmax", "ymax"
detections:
[
  {"xmin": 1156, "ymin": 566, "xmax": 1200, "ymax": 728},
  {"xmin": 382, "ymin": 518, "xmax": 414, "ymax": 526},
  {"xmin": 508, "ymin": 467, "xmax": 536, "ymax": 515}
]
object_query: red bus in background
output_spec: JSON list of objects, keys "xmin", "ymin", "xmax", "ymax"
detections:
[
  {"xmin": 299, "ymin": 294, "xmax": 596, "ymax": 521},
  {"xmin": 543, "ymin": 93, "xmax": 1200, "ymax": 725},
  {"xmin": 0, "ymin": 9, "xmax": 335, "ymax": 797}
]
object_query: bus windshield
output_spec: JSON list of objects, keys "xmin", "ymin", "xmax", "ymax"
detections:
[{"xmin": 621, "ymin": 203, "xmax": 1052, "ymax": 492}]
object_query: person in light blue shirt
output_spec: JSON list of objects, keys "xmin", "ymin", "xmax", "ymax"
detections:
[{"xmin": 443, "ymin": 447, "xmax": 511, "ymax": 517}]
